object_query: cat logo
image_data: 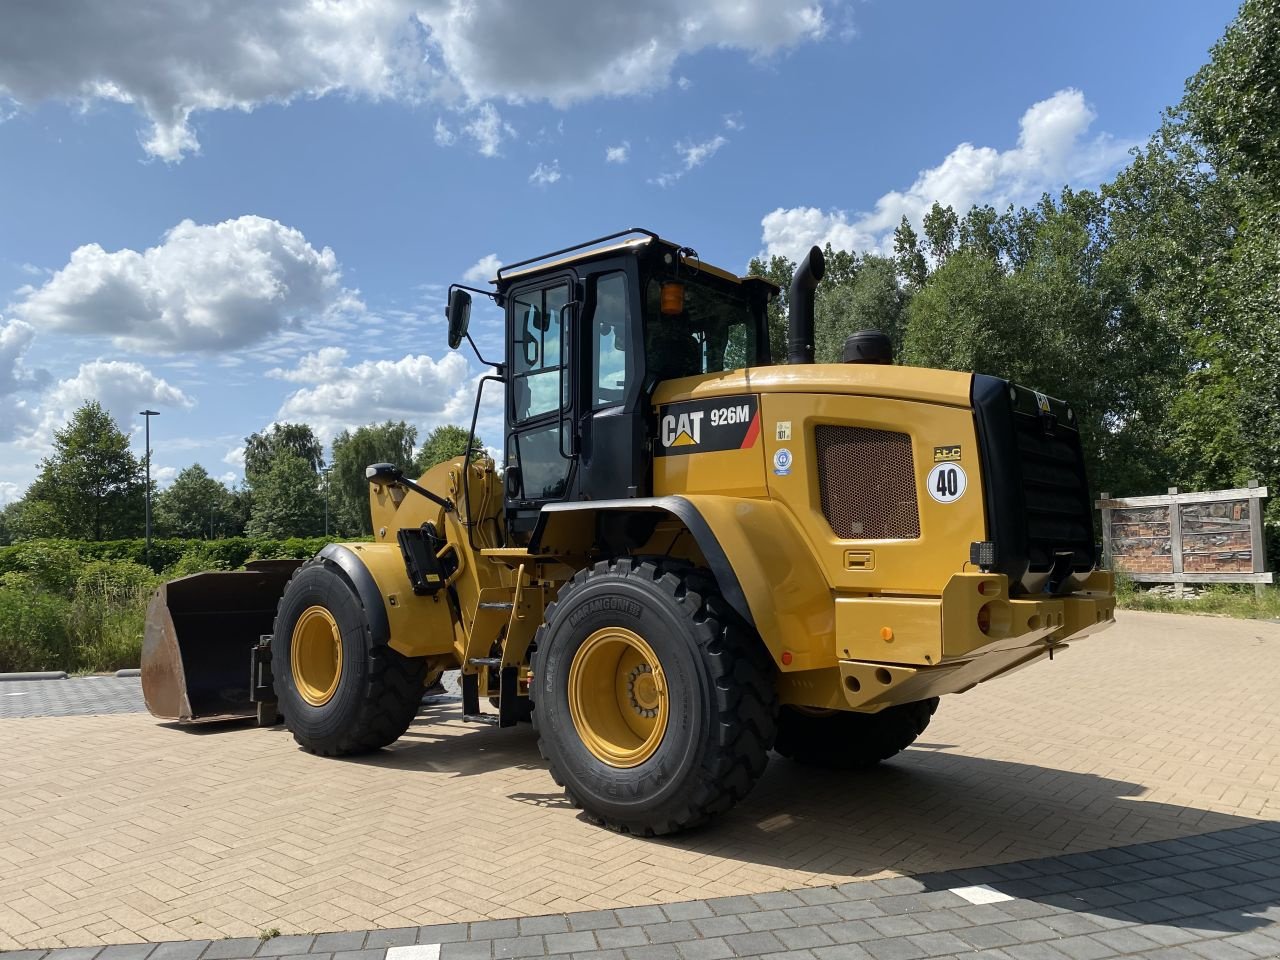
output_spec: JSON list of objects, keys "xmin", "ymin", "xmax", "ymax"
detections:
[
  {"xmin": 1035, "ymin": 391, "xmax": 1052, "ymax": 414},
  {"xmin": 655, "ymin": 394, "xmax": 760, "ymax": 457},
  {"xmin": 662, "ymin": 411, "xmax": 704, "ymax": 447}
]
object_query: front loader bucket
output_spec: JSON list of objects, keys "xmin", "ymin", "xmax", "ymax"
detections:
[{"xmin": 142, "ymin": 560, "xmax": 304, "ymax": 723}]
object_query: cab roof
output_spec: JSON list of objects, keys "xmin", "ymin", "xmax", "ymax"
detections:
[{"xmin": 489, "ymin": 228, "xmax": 779, "ymax": 295}]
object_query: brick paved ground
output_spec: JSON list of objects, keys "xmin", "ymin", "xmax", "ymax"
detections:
[
  {"xmin": 0, "ymin": 678, "xmax": 147, "ymax": 719},
  {"xmin": 0, "ymin": 610, "xmax": 1277, "ymax": 950},
  {"xmin": 3, "ymin": 822, "xmax": 1278, "ymax": 960}
]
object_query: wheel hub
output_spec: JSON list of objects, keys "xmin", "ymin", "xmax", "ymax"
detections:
[
  {"xmin": 291, "ymin": 605, "xmax": 343, "ymax": 707},
  {"xmin": 567, "ymin": 627, "xmax": 669, "ymax": 768}
]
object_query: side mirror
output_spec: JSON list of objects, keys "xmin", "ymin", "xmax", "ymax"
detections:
[
  {"xmin": 446, "ymin": 288, "xmax": 472, "ymax": 350},
  {"xmin": 365, "ymin": 462, "xmax": 403, "ymax": 486}
]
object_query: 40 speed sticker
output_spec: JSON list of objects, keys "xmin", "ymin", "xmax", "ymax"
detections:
[{"xmin": 926, "ymin": 461, "xmax": 967, "ymax": 503}]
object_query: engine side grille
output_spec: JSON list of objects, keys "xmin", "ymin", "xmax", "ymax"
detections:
[
  {"xmin": 1012, "ymin": 413, "xmax": 1095, "ymax": 570},
  {"xmin": 816, "ymin": 426, "xmax": 920, "ymax": 540}
]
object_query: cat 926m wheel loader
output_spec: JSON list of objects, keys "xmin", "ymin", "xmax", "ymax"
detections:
[{"xmin": 142, "ymin": 228, "xmax": 1115, "ymax": 835}]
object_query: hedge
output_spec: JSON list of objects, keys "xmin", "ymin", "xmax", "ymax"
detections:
[{"xmin": 0, "ymin": 536, "xmax": 339, "ymax": 577}]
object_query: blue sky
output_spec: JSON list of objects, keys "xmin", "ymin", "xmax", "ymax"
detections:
[{"xmin": 0, "ymin": 0, "xmax": 1238, "ymax": 501}]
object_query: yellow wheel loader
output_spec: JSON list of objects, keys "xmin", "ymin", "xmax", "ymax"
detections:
[{"xmin": 143, "ymin": 228, "xmax": 1115, "ymax": 835}]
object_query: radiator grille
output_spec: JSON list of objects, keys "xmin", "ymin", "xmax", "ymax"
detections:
[{"xmin": 816, "ymin": 426, "xmax": 920, "ymax": 540}]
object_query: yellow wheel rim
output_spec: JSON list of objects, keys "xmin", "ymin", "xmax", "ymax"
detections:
[
  {"xmin": 291, "ymin": 605, "xmax": 343, "ymax": 706},
  {"xmin": 568, "ymin": 627, "xmax": 669, "ymax": 768}
]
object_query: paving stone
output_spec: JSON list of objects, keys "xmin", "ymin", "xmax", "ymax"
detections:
[
  {"xmin": 740, "ymin": 910, "xmax": 793, "ymax": 932},
  {"xmin": 750, "ymin": 892, "xmax": 807, "ymax": 912},
  {"xmin": 673, "ymin": 938, "xmax": 733, "ymax": 960},
  {"xmin": 416, "ymin": 926, "xmax": 469, "ymax": 946},
  {"xmin": 520, "ymin": 917, "xmax": 570, "ymax": 937},
  {"xmin": 1219, "ymin": 932, "xmax": 1280, "ymax": 958},
  {"xmin": 620, "ymin": 946, "xmax": 680, "ymax": 960},
  {"xmin": 1040, "ymin": 915, "xmax": 1107, "ymax": 938},
  {"xmin": 151, "ymin": 942, "xmax": 210, "ymax": 960},
  {"xmin": 812, "ymin": 946, "xmax": 872, "ymax": 960},
  {"xmin": 793, "ymin": 888, "xmax": 843, "ymax": 907},
  {"xmin": 565, "ymin": 912, "xmax": 619, "ymax": 933},
  {"xmin": 829, "ymin": 900, "xmax": 887, "ymax": 922},
  {"xmin": 955, "ymin": 924, "xmax": 1021, "ymax": 951},
  {"xmin": 1135, "ymin": 948, "xmax": 1202, "ymax": 960},
  {"xmin": 47, "ymin": 949, "xmax": 104, "ymax": 960},
  {"xmin": 866, "ymin": 916, "xmax": 928, "ymax": 939},
  {"xmin": 312, "ymin": 935, "xmax": 367, "ymax": 953},
  {"xmin": 1046, "ymin": 936, "xmax": 1115, "ymax": 960},
  {"xmin": 706, "ymin": 895, "xmax": 760, "ymax": 916},
  {"xmin": 823, "ymin": 920, "xmax": 880, "ymax": 945},
  {"xmin": 1091, "ymin": 928, "xmax": 1162, "ymax": 954},
  {"xmin": 331, "ymin": 951, "xmax": 386, "ymax": 960},
  {"xmin": 203, "ymin": 941, "xmax": 261, "ymax": 960},
  {"xmin": 1185, "ymin": 939, "xmax": 1255, "ymax": 960},
  {"xmin": 441, "ymin": 943, "xmax": 493, "ymax": 960},
  {"xmin": 364, "ymin": 931, "xmax": 416, "ymax": 950},
  {"xmin": 640, "ymin": 923, "xmax": 695, "ymax": 945},
  {"xmin": 97, "ymin": 946, "xmax": 155, "ymax": 960},
  {"xmin": 492, "ymin": 936, "xmax": 544, "ymax": 959},
  {"xmin": 905, "ymin": 931, "xmax": 969, "ymax": 956},
  {"xmin": 592, "ymin": 928, "xmax": 647, "ymax": 951},
  {"xmin": 914, "ymin": 910, "xmax": 969, "ymax": 932},
  {"xmin": 470, "ymin": 922, "xmax": 520, "ymax": 942},
  {"xmin": 544, "ymin": 934, "xmax": 597, "ymax": 956},
  {"xmin": 723, "ymin": 932, "xmax": 785, "ymax": 957},
  {"xmin": 862, "ymin": 937, "xmax": 926, "ymax": 960},
  {"xmin": 1000, "ymin": 943, "xmax": 1072, "ymax": 960},
  {"xmin": 657, "ymin": 903, "xmax": 710, "ymax": 923},
  {"xmin": 772, "ymin": 928, "xmax": 833, "ymax": 951},
  {"xmin": 614, "ymin": 908, "xmax": 666, "ymax": 928},
  {"xmin": 5, "ymin": 952, "xmax": 53, "ymax": 960},
  {"xmin": 569, "ymin": 952, "xmax": 624, "ymax": 960},
  {"xmin": 689, "ymin": 916, "xmax": 748, "ymax": 939},
  {"xmin": 256, "ymin": 937, "xmax": 314, "ymax": 957}
]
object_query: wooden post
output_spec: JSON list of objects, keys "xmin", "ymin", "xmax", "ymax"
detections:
[
  {"xmin": 1099, "ymin": 491, "xmax": 1113, "ymax": 573},
  {"xmin": 1168, "ymin": 487, "xmax": 1184, "ymax": 599},
  {"xmin": 1249, "ymin": 480, "xmax": 1267, "ymax": 600}
]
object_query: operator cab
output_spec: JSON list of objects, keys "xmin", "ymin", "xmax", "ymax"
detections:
[{"xmin": 445, "ymin": 228, "xmax": 776, "ymax": 543}]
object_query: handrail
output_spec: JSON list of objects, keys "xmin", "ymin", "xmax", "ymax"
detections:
[{"xmin": 495, "ymin": 227, "xmax": 661, "ymax": 281}]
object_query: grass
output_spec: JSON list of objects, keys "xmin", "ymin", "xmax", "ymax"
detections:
[
  {"xmin": 1117, "ymin": 579, "xmax": 1280, "ymax": 620},
  {"xmin": 259, "ymin": 928, "xmax": 281, "ymax": 941}
]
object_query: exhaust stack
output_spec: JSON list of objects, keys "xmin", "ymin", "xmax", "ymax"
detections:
[{"xmin": 787, "ymin": 245, "xmax": 825, "ymax": 364}]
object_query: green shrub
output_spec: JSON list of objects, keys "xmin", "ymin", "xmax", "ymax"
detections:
[
  {"xmin": 67, "ymin": 562, "xmax": 157, "ymax": 673},
  {"xmin": 0, "ymin": 588, "xmax": 73, "ymax": 673}
]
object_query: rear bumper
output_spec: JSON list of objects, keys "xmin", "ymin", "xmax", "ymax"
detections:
[{"xmin": 779, "ymin": 570, "xmax": 1116, "ymax": 712}]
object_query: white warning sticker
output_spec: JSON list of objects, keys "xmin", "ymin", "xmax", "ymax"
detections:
[{"xmin": 926, "ymin": 462, "xmax": 967, "ymax": 503}]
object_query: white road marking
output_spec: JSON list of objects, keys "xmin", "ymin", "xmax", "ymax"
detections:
[
  {"xmin": 951, "ymin": 883, "xmax": 1015, "ymax": 904},
  {"xmin": 387, "ymin": 945, "xmax": 441, "ymax": 960}
]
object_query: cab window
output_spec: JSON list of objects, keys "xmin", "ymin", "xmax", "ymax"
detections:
[
  {"xmin": 592, "ymin": 272, "xmax": 630, "ymax": 408},
  {"xmin": 643, "ymin": 276, "xmax": 761, "ymax": 382},
  {"xmin": 512, "ymin": 282, "xmax": 569, "ymax": 422}
]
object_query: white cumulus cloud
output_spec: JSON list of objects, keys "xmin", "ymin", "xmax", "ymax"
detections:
[
  {"xmin": 605, "ymin": 142, "xmax": 630, "ymax": 164},
  {"xmin": 760, "ymin": 89, "xmax": 1132, "ymax": 261},
  {"xmin": 0, "ymin": 318, "xmax": 50, "ymax": 396},
  {"xmin": 10, "ymin": 216, "xmax": 356, "ymax": 354},
  {"xmin": 14, "ymin": 360, "xmax": 193, "ymax": 451},
  {"xmin": 270, "ymin": 348, "xmax": 474, "ymax": 440},
  {"xmin": 0, "ymin": 1, "xmax": 831, "ymax": 160},
  {"xmin": 529, "ymin": 160, "xmax": 561, "ymax": 186},
  {"xmin": 463, "ymin": 254, "xmax": 502, "ymax": 284},
  {"xmin": 654, "ymin": 134, "xmax": 729, "ymax": 187}
]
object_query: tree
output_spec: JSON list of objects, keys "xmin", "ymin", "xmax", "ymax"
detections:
[
  {"xmin": 746, "ymin": 253, "xmax": 794, "ymax": 363},
  {"xmin": 414, "ymin": 425, "xmax": 483, "ymax": 475},
  {"xmin": 813, "ymin": 255, "xmax": 910, "ymax": 363},
  {"xmin": 243, "ymin": 423, "xmax": 324, "ymax": 482},
  {"xmin": 330, "ymin": 421, "xmax": 418, "ymax": 535},
  {"xmin": 892, "ymin": 217, "xmax": 928, "ymax": 288},
  {"xmin": 154, "ymin": 465, "xmax": 235, "ymax": 539},
  {"xmin": 25, "ymin": 401, "xmax": 144, "ymax": 541},
  {"xmin": 245, "ymin": 454, "xmax": 325, "ymax": 539},
  {"xmin": 921, "ymin": 202, "xmax": 960, "ymax": 265}
]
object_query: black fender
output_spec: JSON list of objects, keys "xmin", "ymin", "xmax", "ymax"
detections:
[
  {"xmin": 318, "ymin": 543, "xmax": 391, "ymax": 645},
  {"xmin": 528, "ymin": 496, "xmax": 756, "ymax": 630}
]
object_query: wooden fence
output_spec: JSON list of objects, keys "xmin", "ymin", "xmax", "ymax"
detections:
[{"xmin": 1095, "ymin": 482, "xmax": 1272, "ymax": 598}]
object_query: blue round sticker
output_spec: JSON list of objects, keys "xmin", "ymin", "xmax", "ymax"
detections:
[{"xmin": 773, "ymin": 447, "xmax": 793, "ymax": 475}]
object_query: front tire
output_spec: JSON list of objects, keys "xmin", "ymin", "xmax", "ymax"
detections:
[
  {"xmin": 533, "ymin": 560, "xmax": 776, "ymax": 836},
  {"xmin": 272, "ymin": 559, "xmax": 427, "ymax": 756},
  {"xmin": 774, "ymin": 698, "xmax": 938, "ymax": 770}
]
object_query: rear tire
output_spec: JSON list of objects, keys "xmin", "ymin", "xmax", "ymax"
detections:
[
  {"xmin": 272, "ymin": 559, "xmax": 427, "ymax": 756},
  {"xmin": 532, "ymin": 559, "xmax": 776, "ymax": 836},
  {"xmin": 774, "ymin": 698, "xmax": 938, "ymax": 770}
]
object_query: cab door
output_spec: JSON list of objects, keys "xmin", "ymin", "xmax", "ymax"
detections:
[{"xmin": 505, "ymin": 275, "xmax": 574, "ymax": 540}]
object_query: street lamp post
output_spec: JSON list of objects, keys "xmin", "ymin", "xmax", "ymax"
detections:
[{"xmin": 140, "ymin": 410, "xmax": 159, "ymax": 563}]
